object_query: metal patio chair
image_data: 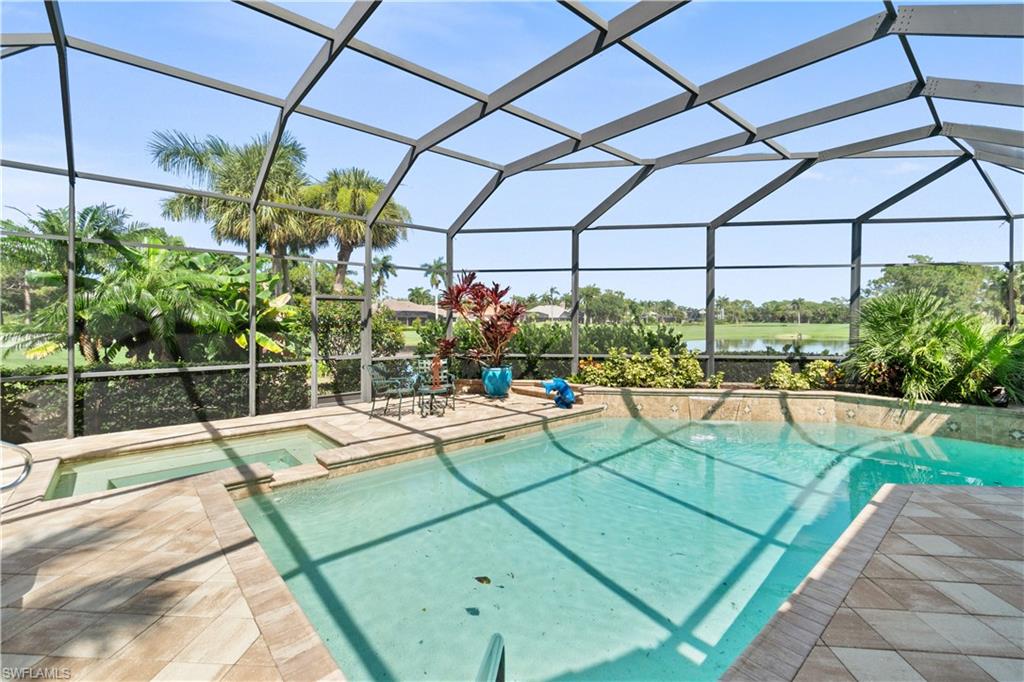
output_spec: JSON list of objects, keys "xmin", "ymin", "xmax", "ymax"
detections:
[
  {"xmin": 368, "ymin": 363, "xmax": 417, "ymax": 419},
  {"xmin": 415, "ymin": 357, "xmax": 457, "ymax": 417}
]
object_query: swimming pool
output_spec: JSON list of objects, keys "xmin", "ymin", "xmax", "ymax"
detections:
[
  {"xmin": 237, "ymin": 418, "xmax": 1023, "ymax": 681},
  {"xmin": 46, "ymin": 428, "xmax": 337, "ymax": 499}
]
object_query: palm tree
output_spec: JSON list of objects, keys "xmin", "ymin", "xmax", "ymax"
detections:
[
  {"xmin": 422, "ymin": 257, "xmax": 446, "ymax": 319},
  {"xmin": 542, "ymin": 286, "xmax": 561, "ymax": 306},
  {"xmin": 372, "ymin": 255, "xmax": 397, "ymax": 298},
  {"xmin": 791, "ymin": 297, "xmax": 806, "ymax": 325},
  {"xmin": 300, "ymin": 168, "xmax": 410, "ymax": 293},
  {"xmin": 1, "ymin": 205, "xmax": 167, "ymax": 360},
  {"xmin": 88, "ymin": 241, "xmax": 237, "ymax": 361},
  {"xmin": 149, "ymin": 130, "xmax": 315, "ymax": 292}
]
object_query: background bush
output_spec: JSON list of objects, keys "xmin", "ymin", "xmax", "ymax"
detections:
[
  {"xmin": 572, "ymin": 348, "xmax": 704, "ymax": 388},
  {"xmin": 415, "ymin": 320, "xmax": 693, "ymax": 379},
  {"xmin": 755, "ymin": 359, "xmax": 843, "ymax": 390},
  {"xmin": 1, "ymin": 362, "xmax": 309, "ymax": 443},
  {"xmin": 843, "ymin": 291, "xmax": 1024, "ymax": 406},
  {"xmin": 1, "ymin": 308, "xmax": 406, "ymax": 443}
]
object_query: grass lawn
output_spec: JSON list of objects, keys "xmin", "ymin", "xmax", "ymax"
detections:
[
  {"xmin": 3, "ymin": 323, "xmax": 848, "ymax": 369},
  {"xmin": 402, "ymin": 329, "xmax": 422, "ymax": 347},
  {"xmin": 1, "ymin": 344, "xmax": 131, "ymax": 370},
  {"xmin": 398, "ymin": 322, "xmax": 848, "ymax": 350},
  {"xmin": 666, "ymin": 323, "xmax": 849, "ymax": 341},
  {"xmin": 2, "ymin": 345, "xmax": 76, "ymax": 371}
]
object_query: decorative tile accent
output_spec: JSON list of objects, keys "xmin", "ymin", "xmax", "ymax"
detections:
[
  {"xmin": 670, "ymin": 404, "xmax": 678, "ymax": 413},
  {"xmin": 946, "ymin": 420, "xmax": 961, "ymax": 433},
  {"xmin": 845, "ymin": 408, "xmax": 857, "ymax": 420},
  {"xmin": 816, "ymin": 406, "xmax": 827, "ymax": 416},
  {"xmin": 1010, "ymin": 429, "xmax": 1024, "ymax": 442}
]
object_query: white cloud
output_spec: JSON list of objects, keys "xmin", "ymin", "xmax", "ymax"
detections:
[{"xmin": 881, "ymin": 161, "xmax": 928, "ymax": 176}]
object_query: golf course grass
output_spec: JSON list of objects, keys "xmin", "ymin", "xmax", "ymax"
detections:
[
  {"xmin": 396, "ymin": 322, "xmax": 848, "ymax": 348},
  {"xmin": 668, "ymin": 322, "xmax": 849, "ymax": 341},
  {"xmin": 2, "ymin": 323, "xmax": 849, "ymax": 369}
]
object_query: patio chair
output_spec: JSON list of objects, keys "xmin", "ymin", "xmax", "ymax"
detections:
[
  {"xmin": 368, "ymin": 363, "xmax": 417, "ymax": 419},
  {"xmin": 415, "ymin": 357, "xmax": 457, "ymax": 417}
]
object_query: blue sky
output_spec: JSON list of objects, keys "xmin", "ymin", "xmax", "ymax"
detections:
[{"xmin": 2, "ymin": 0, "xmax": 1021, "ymax": 307}]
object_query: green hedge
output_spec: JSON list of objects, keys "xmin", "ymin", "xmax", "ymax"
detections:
[
  {"xmin": 1, "ymin": 305, "xmax": 406, "ymax": 442},
  {"xmin": 1, "ymin": 363, "xmax": 309, "ymax": 443},
  {"xmin": 414, "ymin": 320, "xmax": 693, "ymax": 379},
  {"xmin": 1, "ymin": 367, "xmax": 66, "ymax": 443}
]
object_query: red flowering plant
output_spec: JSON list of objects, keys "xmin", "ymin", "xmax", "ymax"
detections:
[{"xmin": 436, "ymin": 273, "xmax": 527, "ymax": 368}]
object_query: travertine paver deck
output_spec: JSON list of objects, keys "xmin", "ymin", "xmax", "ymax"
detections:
[
  {"xmin": 725, "ymin": 485, "xmax": 1024, "ymax": 682},
  {"xmin": 0, "ymin": 394, "xmax": 600, "ymax": 680},
  {"xmin": 1, "ymin": 478, "xmax": 293, "ymax": 681},
  {"xmin": 4, "ymin": 397, "xmax": 1021, "ymax": 681},
  {"xmin": 3, "ymin": 393, "xmax": 603, "ymax": 507}
]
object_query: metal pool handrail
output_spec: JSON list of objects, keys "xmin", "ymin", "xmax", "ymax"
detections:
[
  {"xmin": 0, "ymin": 441, "xmax": 33, "ymax": 491},
  {"xmin": 475, "ymin": 633, "xmax": 506, "ymax": 682}
]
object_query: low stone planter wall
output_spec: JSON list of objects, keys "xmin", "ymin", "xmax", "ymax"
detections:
[
  {"xmin": 456, "ymin": 378, "xmax": 587, "ymax": 403},
  {"xmin": 582, "ymin": 386, "xmax": 1024, "ymax": 448}
]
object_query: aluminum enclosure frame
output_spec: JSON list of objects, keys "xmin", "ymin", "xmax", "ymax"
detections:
[{"xmin": 1, "ymin": 0, "xmax": 1021, "ymax": 439}]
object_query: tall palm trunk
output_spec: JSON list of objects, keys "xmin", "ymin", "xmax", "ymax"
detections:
[
  {"xmin": 76, "ymin": 324, "xmax": 99, "ymax": 364},
  {"xmin": 268, "ymin": 245, "xmax": 291, "ymax": 295},
  {"xmin": 333, "ymin": 240, "xmax": 355, "ymax": 293},
  {"xmin": 278, "ymin": 245, "xmax": 291, "ymax": 294},
  {"xmin": 22, "ymin": 275, "xmax": 32, "ymax": 313}
]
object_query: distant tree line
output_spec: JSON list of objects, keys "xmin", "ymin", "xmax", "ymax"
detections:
[{"xmin": 491, "ymin": 255, "xmax": 1019, "ymax": 326}]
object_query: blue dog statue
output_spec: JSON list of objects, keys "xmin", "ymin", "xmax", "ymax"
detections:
[{"xmin": 543, "ymin": 377, "xmax": 575, "ymax": 409}]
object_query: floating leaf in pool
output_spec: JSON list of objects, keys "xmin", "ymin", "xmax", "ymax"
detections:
[
  {"xmin": 465, "ymin": 607, "xmax": 480, "ymax": 616},
  {"xmin": 474, "ymin": 576, "xmax": 491, "ymax": 584}
]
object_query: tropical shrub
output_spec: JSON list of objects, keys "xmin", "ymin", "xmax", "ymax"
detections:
[
  {"xmin": 415, "ymin": 320, "xmax": 693, "ymax": 379},
  {"xmin": 755, "ymin": 359, "xmax": 843, "ymax": 391},
  {"xmin": 707, "ymin": 371, "xmax": 725, "ymax": 389},
  {"xmin": 802, "ymin": 359, "xmax": 844, "ymax": 389},
  {"xmin": 437, "ymin": 273, "xmax": 527, "ymax": 367},
  {"xmin": 509, "ymin": 321, "xmax": 569, "ymax": 378},
  {"xmin": 755, "ymin": 362, "xmax": 811, "ymax": 390},
  {"xmin": 843, "ymin": 290, "xmax": 1024, "ymax": 406},
  {"xmin": 293, "ymin": 303, "xmax": 404, "ymax": 395},
  {"xmin": 1, "ymin": 223, "xmax": 308, "ymax": 364},
  {"xmin": 573, "ymin": 348, "xmax": 704, "ymax": 388}
]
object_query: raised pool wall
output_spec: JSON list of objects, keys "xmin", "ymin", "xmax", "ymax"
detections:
[{"xmin": 579, "ymin": 387, "xmax": 1024, "ymax": 448}]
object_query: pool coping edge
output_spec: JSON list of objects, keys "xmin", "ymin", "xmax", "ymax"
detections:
[
  {"xmin": 194, "ymin": 475, "xmax": 346, "ymax": 681},
  {"xmin": 721, "ymin": 483, "xmax": 914, "ymax": 681}
]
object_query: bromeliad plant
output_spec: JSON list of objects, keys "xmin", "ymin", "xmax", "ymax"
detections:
[{"xmin": 436, "ymin": 273, "xmax": 526, "ymax": 368}]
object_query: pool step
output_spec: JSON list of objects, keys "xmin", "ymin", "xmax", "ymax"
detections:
[
  {"xmin": 202, "ymin": 462, "xmax": 274, "ymax": 489},
  {"xmin": 313, "ymin": 403, "xmax": 605, "ymax": 475},
  {"xmin": 269, "ymin": 463, "xmax": 329, "ymax": 489},
  {"xmin": 315, "ymin": 444, "xmax": 373, "ymax": 469}
]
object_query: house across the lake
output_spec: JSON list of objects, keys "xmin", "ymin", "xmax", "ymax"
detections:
[
  {"xmin": 377, "ymin": 299, "xmax": 437, "ymax": 324},
  {"xmin": 527, "ymin": 304, "xmax": 570, "ymax": 321}
]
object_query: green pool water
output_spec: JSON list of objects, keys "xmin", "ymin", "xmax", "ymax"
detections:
[
  {"xmin": 236, "ymin": 419, "xmax": 1023, "ymax": 681},
  {"xmin": 46, "ymin": 429, "xmax": 337, "ymax": 499}
]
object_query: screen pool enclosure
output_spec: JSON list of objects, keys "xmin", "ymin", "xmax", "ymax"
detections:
[{"xmin": 2, "ymin": 1, "xmax": 1021, "ymax": 439}]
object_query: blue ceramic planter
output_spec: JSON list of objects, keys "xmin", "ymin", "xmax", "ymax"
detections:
[{"xmin": 481, "ymin": 366, "xmax": 513, "ymax": 397}]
